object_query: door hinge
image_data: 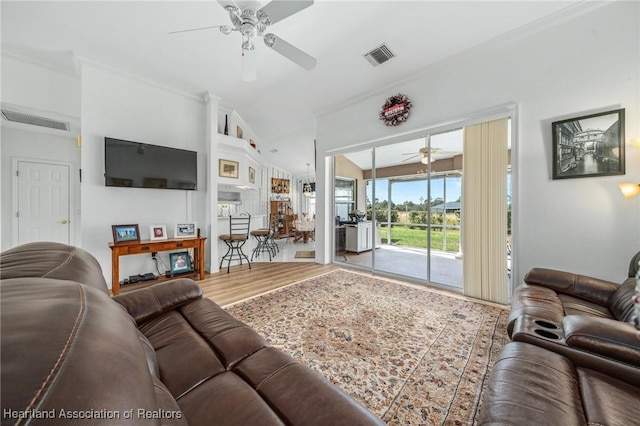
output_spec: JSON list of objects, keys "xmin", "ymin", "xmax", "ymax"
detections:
[
  {"xmin": 16, "ymin": 211, "xmax": 19, "ymax": 218},
  {"xmin": 16, "ymin": 170, "xmax": 19, "ymax": 177}
]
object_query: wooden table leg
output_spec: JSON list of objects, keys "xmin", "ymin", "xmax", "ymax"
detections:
[{"xmin": 111, "ymin": 250, "xmax": 120, "ymax": 296}]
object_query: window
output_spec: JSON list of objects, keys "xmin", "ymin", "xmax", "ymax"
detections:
[{"xmin": 335, "ymin": 178, "xmax": 356, "ymax": 221}]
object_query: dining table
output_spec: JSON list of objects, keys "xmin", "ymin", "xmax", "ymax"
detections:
[{"xmin": 294, "ymin": 220, "xmax": 315, "ymax": 243}]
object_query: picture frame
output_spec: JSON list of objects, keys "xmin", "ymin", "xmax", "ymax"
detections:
[
  {"xmin": 271, "ymin": 178, "xmax": 290, "ymax": 194},
  {"xmin": 249, "ymin": 167, "xmax": 255, "ymax": 184},
  {"xmin": 169, "ymin": 251, "xmax": 192, "ymax": 275},
  {"xmin": 237, "ymin": 126, "xmax": 244, "ymax": 139},
  {"xmin": 149, "ymin": 225, "xmax": 167, "ymax": 241},
  {"xmin": 112, "ymin": 224, "xmax": 140, "ymax": 244},
  {"xmin": 219, "ymin": 159, "xmax": 239, "ymax": 179},
  {"xmin": 552, "ymin": 108, "xmax": 625, "ymax": 179},
  {"xmin": 175, "ymin": 222, "xmax": 197, "ymax": 239}
]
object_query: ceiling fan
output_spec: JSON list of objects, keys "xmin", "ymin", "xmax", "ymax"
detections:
[
  {"xmin": 170, "ymin": 0, "xmax": 317, "ymax": 81},
  {"xmin": 401, "ymin": 137, "xmax": 459, "ymax": 164}
]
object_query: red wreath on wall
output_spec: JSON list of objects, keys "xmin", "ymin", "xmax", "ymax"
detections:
[{"xmin": 379, "ymin": 93, "xmax": 412, "ymax": 126}]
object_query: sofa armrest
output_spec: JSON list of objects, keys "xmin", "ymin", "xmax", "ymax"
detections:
[
  {"xmin": 524, "ymin": 267, "xmax": 619, "ymax": 306},
  {"xmin": 563, "ymin": 315, "xmax": 640, "ymax": 368},
  {"xmin": 113, "ymin": 278, "xmax": 203, "ymax": 325}
]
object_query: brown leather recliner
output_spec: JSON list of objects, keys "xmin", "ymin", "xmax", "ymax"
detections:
[
  {"xmin": 505, "ymin": 250, "xmax": 640, "ymax": 387},
  {"xmin": 1, "ymin": 242, "xmax": 383, "ymax": 425},
  {"xmin": 478, "ymin": 341, "xmax": 640, "ymax": 425},
  {"xmin": 508, "ymin": 251, "xmax": 640, "ymax": 335}
]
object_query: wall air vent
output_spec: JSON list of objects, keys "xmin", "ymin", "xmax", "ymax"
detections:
[
  {"xmin": 363, "ymin": 44, "xmax": 395, "ymax": 66},
  {"xmin": 1, "ymin": 109, "xmax": 70, "ymax": 131}
]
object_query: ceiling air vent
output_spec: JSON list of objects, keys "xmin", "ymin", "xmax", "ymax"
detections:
[
  {"xmin": 363, "ymin": 44, "xmax": 395, "ymax": 66},
  {"xmin": 1, "ymin": 109, "xmax": 70, "ymax": 131}
]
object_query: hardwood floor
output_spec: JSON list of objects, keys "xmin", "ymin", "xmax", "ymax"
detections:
[{"xmin": 199, "ymin": 262, "xmax": 338, "ymax": 306}]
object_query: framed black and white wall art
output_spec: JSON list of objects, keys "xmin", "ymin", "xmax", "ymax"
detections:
[{"xmin": 552, "ymin": 108, "xmax": 625, "ymax": 179}]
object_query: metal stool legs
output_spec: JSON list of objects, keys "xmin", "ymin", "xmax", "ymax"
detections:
[{"xmin": 219, "ymin": 237, "xmax": 252, "ymax": 273}]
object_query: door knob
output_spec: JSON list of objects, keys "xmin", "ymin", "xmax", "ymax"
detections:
[{"xmin": 59, "ymin": 219, "xmax": 68, "ymax": 224}]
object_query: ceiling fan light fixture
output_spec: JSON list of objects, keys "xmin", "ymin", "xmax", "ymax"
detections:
[
  {"xmin": 263, "ymin": 33, "xmax": 276, "ymax": 48},
  {"xmin": 224, "ymin": 5, "xmax": 241, "ymax": 17},
  {"xmin": 242, "ymin": 37, "xmax": 255, "ymax": 51},
  {"xmin": 219, "ymin": 25, "xmax": 233, "ymax": 35},
  {"xmin": 421, "ymin": 154, "xmax": 430, "ymax": 164},
  {"xmin": 256, "ymin": 10, "xmax": 271, "ymax": 26},
  {"xmin": 240, "ymin": 22, "xmax": 257, "ymax": 37}
]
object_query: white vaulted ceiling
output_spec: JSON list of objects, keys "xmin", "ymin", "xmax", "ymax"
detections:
[{"xmin": 1, "ymin": 0, "xmax": 584, "ymax": 176}]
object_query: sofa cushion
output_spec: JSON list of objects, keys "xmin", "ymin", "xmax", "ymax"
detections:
[
  {"xmin": 1, "ymin": 278, "xmax": 181, "ymax": 423},
  {"xmin": 0, "ymin": 242, "xmax": 108, "ymax": 295},
  {"xmin": 578, "ymin": 368, "xmax": 640, "ymax": 425},
  {"xmin": 557, "ymin": 294, "xmax": 615, "ymax": 318},
  {"xmin": 478, "ymin": 342, "xmax": 640, "ymax": 425},
  {"xmin": 608, "ymin": 278, "xmax": 637, "ymax": 322},
  {"xmin": 478, "ymin": 342, "xmax": 587, "ymax": 425},
  {"xmin": 628, "ymin": 251, "xmax": 640, "ymax": 278}
]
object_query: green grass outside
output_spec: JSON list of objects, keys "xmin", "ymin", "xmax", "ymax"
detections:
[{"xmin": 380, "ymin": 225, "xmax": 460, "ymax": 252}]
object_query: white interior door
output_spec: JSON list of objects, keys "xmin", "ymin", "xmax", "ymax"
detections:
[{"xmin": 16, "ymin": 160, "xmax": 70, "ymax": 245}]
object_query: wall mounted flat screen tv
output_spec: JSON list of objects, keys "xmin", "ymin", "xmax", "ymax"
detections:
[{"xmin": 105, "ymin": 137, "xmax": 197, "ymax": 190}]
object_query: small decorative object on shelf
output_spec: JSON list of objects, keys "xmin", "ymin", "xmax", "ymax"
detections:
[
  {"xmin": 250, "ymin": 139, "xmax": 256, "ymax": 149},
  {"xmin": 379, "ymin": 93, "xmax": 412, "ymax": 126},
  {"xmin": 224, "ymin": 114, "xmax": 229, "ymax": 135},
  {"xmin": 237, "ymin": 126, "xmax": 244, "ymax": 139}
]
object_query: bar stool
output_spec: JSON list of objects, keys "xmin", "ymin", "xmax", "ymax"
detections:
[
  {"xmin": 250, "ymin": 214, "xmax": 278, "ymax": 261},
  {"xmin": 219, "ymin": 213, "xmax": 251, "ymax": 273}
]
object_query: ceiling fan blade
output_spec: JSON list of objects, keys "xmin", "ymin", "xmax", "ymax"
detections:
[
  {"xmin": 168, "ymin": 25, "xmax": 224, "ymax": 35},
  {"xmin": 402, "ymin": 154, "xmax": 420, "ymax": 163},
  {"xmin": 263, "ymin": 33, "xmax": 316, "ymax": 70},
  {"xmin": 242, "ymin": 49, "xmax": 257, "ymax": 82},
  {"xmin": 259, "ymin": 0, "xmax": 314, "ymax": 25},
  {"xmin": 217, "ymin": 0, "xmax": 239, "ymax": 11}
]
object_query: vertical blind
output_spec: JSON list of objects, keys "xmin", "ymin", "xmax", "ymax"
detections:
[{"xmin": 462, "ymin": 118, "xmax": 509, "ymax": 304}]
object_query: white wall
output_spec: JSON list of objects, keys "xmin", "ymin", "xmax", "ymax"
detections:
[
  {"xmin": 80, "ymin": 64, "xmax": 206, "ymax": 288},
  {"xmin": 1, "ymin": 52, "xmax": 82, "ymax": 250},
  {"xmin": 0, "ymin": 127, "xmax": 82, "ymax": 249},
  {"xmin": 316, "ymin": 1, "xmax": 640, "ymax": 284}
]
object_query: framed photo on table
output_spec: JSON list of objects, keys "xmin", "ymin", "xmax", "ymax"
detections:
[
  {"xmin": 175, "ymin": 222, "xmax": 197, "ymax": 238},
  {"xmin": 149, "ymin": 225, "xmax": 167, "ymax": 241},
  {"xmin": 170, "ymin": 251, "xmax": 192, "ymax": 275},
  {"xmin": 552, "ymin": 108, "xmax": 625, "ymax": 179},
  {"xmin": 112, "ymin": 224, "xmax": 140, "ymax": 244}
]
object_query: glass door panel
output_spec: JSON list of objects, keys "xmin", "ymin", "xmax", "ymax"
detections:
[
  {"xmin": 334, "ymin": 150, "xmax": 372, "ymax": 270},
  {"xmin": 428, "ymin": 130, "xmax": 463, "ymax": 289}
]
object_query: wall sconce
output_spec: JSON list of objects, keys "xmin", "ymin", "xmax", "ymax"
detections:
[
  {"xmin": 619, "ymin": 136, "xmax": 640, "ymax": 199},
  {"xmin": 619, "ymin": 182, "xmax": 640, "ymax": 199}
]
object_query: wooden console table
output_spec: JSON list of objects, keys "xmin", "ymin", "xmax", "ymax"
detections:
[{"xmin": 109, "ymin": 237, "xmax": 206, "ymax": 295}]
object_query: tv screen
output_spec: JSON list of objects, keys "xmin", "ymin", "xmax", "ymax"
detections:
[{"xmin": 104, "ymin": 137, "xmax": 197, "ymax": 190}]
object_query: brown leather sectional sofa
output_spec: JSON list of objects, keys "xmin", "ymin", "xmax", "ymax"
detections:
[
  {"xmin": 479, "ymin": 252, "xmax": 640, "ymax": 425},
  {"xmin": 1, "ymin": 242, "xmax": 383, "ymax": 425}
]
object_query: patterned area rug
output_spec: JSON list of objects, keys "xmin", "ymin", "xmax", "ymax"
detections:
[{"xmin": 225, "ymin": 269, "xmax": 509, "ymax": 425}]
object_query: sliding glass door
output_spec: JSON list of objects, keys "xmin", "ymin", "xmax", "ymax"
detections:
[{"xmin": 332, "ymin": 118, "xmax": 512, "ymax": 297}]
